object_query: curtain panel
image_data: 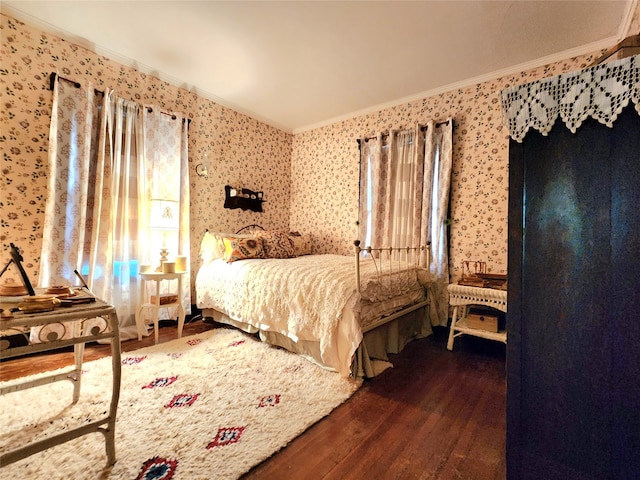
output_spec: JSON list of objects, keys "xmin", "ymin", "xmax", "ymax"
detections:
[
  {"xmin": 358, "ymin": 120, "xmax": 453, "ymax": 326},
  {"xmin": 40, "ymin": 76, "xmax": 98, "ymax": 285},
  {"xmin": 41, "ymin": 75, "xmax": 190, "ymax": 339},
  {"xmin": 142, "ymin": 108, "xmax": 191, "ymax": 315}
]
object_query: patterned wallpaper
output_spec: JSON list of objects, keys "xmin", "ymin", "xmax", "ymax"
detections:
[
  {"xmin": 290, "ymin": 51, "xmax": 629, "ymax": 280},
  {"xmin": 2, "ymin": 6, "xmax": 637, "ymax": 296},
  {"xmin": 0, "ymin": 14, "xmax": 292, "ymax": 297},
  {"xmin": 292, "ymin": 3, "xmax": 639, "ymax": 281}
]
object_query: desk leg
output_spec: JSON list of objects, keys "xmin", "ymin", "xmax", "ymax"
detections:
[
  {"xmin": 72, "ymin": 320, "xmax": 84, "ymax": 403},
  {"xmin": 105, "ymin": 312, "xmax": 121, "ymax": 465}
]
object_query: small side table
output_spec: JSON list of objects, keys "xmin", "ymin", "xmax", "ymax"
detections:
[
  {"xmin": 135, "ymin": 271, "xmax": 186, "ymax": 344},
  {"xmin": 447, "ymin": 284, "xmax": 507, "ymax": 351}
]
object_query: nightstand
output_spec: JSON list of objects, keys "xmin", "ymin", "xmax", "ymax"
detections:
[
  {"xmin": 446, "ymin": 283, "xmax": 507, "ymax": 351},
  {"xmin": 135, "ymin": 271, "xmax": 186, "ymax": 344}
]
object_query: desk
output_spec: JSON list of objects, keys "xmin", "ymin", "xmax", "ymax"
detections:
[
  {"xmin": 447, "ymin": 284, "xmax": 507, "ymax": 351},
  {"xmin": 135, "ymin": 271, "xmax": 186, "ymax": 344},
  {"xmin": 0, "ymin": 297, "xmax": 121, "ymax": 466}
]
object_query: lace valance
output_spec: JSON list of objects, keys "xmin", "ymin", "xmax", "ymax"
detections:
[{"xmin": 501, "ymin": 54, "xmax": 640, "ymax": 142}]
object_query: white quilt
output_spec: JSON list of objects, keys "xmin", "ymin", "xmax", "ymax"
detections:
[{"xmin": 196, "ymin": 254, "xmax": 427, "ymax": 375}]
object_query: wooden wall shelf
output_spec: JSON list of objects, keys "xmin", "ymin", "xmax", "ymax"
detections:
[{"xmin": 224, "ymin": 185, "xmax": 264, "ymax": 212}]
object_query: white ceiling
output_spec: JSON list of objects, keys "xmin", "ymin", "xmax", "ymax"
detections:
[{"xmin": 2, "ymin": 1, "xmax": 635, "ymax": 133}]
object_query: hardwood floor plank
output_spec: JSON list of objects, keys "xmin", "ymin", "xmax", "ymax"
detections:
[{"xmin": 244, "ymin": 330, "xmax": 506, "ymax": 479}]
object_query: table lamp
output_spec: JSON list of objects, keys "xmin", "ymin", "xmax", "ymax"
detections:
[{"xmin": 149, "ymin": 199, "xmax": 179, "ymax": 270}]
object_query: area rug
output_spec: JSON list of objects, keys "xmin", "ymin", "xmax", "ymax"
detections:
[{"xmin": 0, "ymin": 328, "xmax": 362, "ymax": 479}]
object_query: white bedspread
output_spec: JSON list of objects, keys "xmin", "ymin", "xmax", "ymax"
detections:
[{"xmin": 196, "ymin": 254, "xmax": 427, "ymax": 375}]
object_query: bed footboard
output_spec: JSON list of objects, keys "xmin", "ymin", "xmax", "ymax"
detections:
[
  {"xmin": 353, "ymin": 239, "xmax": 430, "ymax": 293},
  {"xmin": 352, "ymin": 240, "xmax": 432, "ymax": 377}
]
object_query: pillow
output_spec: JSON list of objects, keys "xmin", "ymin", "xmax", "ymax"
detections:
[
  {"xmin": 254, "ymin": 230, "xmax": 295, "ymax": 259},
  {"xmin": 289, "ymin": 232, "xmax": 313, "ymax": 256},
  {"xmin": 200, "ymin": 231, "xmax": 252, "ymax": 263},
  {"xmin": 199, "ymin": 231, "xmax": 218, "ymax": 264},
  {"xmin": 222, "ymin": 236, "xmax": 265, "ymax": 263}
]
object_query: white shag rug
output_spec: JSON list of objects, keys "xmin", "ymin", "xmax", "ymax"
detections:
[{"xmin": 0, "ymin": 328, "xmax": 362, "ymax": 479}]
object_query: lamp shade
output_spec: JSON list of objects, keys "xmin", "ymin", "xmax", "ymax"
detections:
[{"xmin": 149, "ymin": 199, "xmax": 179, "ymax": 230}]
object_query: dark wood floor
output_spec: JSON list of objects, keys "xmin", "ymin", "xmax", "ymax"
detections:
[{"xmin": 0, "ymin": 319, "xmax": 506, "ymax": 479}]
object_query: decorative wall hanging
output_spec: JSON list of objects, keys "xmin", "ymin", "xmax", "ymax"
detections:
[
  {"xmin": 224, "ymin": 185, "xmax": 264, "ymax": 212},
  {"xmin": 500, "ymin": 54, "xmax": 639, "ymax": 142}
]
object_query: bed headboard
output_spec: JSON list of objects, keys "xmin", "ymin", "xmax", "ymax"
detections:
[{"xmin": 235, "ymin": 224, "xmax": 265, "ymax": 235}]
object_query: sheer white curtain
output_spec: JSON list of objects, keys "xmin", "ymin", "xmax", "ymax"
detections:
[
  {"xmin": 423, "ymin": 121, "xmax": 453, "ymax": 326},
  {"xmin": 41, "ymin": 75, "xmax": 190, "ymax": 338},
  {"xmin": 359, "ymin": 126, "xmax": 425, "ymax": 251},
  {"xmin": 358, "ymin": 120, "xmax": 453, "ymax": 326},
  {"xmin": 92, "ymin": 92, "xmax": 145, "ymax": 338},
  {"xmin": 41, "ymin": 77, "xmax": 145, "ymax": 339},
  {"xmin": 141, "ymin": 108, "xmax": 191, "ymax": 316}
]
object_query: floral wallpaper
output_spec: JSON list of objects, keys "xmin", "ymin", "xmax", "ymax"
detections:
[
  {"xmin": 2, "ymin": 5, "xmax": 637, "ymax": 299},
  {"xmin": 0, "ymin": 13, "xmax": 292, "ymax": 299},
  {"xmin": 291, "ymin": 3, "xmax": 639, "ymax": 281},
  {"xmin": 290, "ymin": 48, "xmax": 636, "ymax": 280}
]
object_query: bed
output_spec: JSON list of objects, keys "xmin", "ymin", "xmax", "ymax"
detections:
[{"xmin": 195, "ymin": 226, "xmax": 432, "ymax": 378}]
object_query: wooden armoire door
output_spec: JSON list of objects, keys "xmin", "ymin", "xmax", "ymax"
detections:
[{"xmin": 507, "ymin": 105, "xmax": 640, "ymax": 479}]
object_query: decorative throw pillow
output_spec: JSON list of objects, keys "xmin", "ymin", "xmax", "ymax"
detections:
[
  {"xmin": 201, "ymin": 231, "xmax": 253, "ymax": 263},
  {"xmin": 222, "ymin": 236, "xmax": 265, "ymax": 263},
  {"xmin": 289, "ymin": 232, "xmax": 313, "ymax": 256},
  {"xmin": 199, "ymin": 231, "xmax": 218, "ymax": 264},
  {"xmin": 254, "ymin": 231, "xmax": 295, "ymax": 258}
]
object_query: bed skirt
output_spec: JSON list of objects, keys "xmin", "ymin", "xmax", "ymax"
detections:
[{"xmin": 201, "ymin": 306, "xmax": 432, "ymax": 378}]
